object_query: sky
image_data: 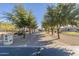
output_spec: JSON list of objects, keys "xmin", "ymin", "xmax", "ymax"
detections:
[{"xmin": 0, "ymin": 3, "xmax": 51, "ymax": 28}]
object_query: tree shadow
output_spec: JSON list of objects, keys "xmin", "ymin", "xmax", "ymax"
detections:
[
  {"xmin": 26, "ymin": 32, "xmax": 55, "ymax": 46},
  {"xmin": 31, "ymin": 47, "xmax": 75, "ymax": 56},
  {"xmin": 0, "ymin": 47, "xmax": 75, "ymax": 56},
  {"xmin": 25, "ymin": 32, "xmax": 75, "ymax": 56},
  {"xmin": 0, "ymin": 32, "xmax": 76, "ymax": 56}
]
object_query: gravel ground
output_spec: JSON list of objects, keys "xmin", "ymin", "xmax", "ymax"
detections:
[{"xmin": 0, "ymin": 32, "xmax": 79, "ymax": 55}]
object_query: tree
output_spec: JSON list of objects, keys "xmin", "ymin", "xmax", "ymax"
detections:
[
  {"xmin": 4, "ymin": 5, "xmax": 28, "ymax": 38},
  {"xmin": 3, "ymin": 4, "xmax": 37, "ymax": 38},
  {"xmin": 43, "ymin": 3, "xmax": 79, "ymax": 39},
  {"xmin": 55, "ymin": 3, "xmax": 79, "ymax": 39},
  {"xmin": 45, "ymin": 5, "xmax": 56, "ymax": 35},
  {"xmin": 31, "ymin": 20, "xmax": 37, "ymax": 32},
  {"xmin": 0, "ymin": 22, "xmax": 16, "ymax": 32},
  {"xmin": 42, "ymin": 19, "xmax": 50, "ymax": 33},
  {"xmin": 27, "ymin": 11, "xmax": 37, "ymax": 34}
]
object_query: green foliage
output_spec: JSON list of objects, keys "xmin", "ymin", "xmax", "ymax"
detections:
[
  {"xmin": 4, "ymin": 4, "xmax": 37, "ymax": 33},
  {"xmin": 42, "ymin": 3, "xmax": 79, "ymax": 39},
  {"xmin": 0, "ymin": 22, "xmax": 16, "ymax": 31},
  {"xmin": 42, "ymin": 3, "xmax": 79, "ymax": 29}
]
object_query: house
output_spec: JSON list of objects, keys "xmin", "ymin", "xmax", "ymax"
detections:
[{"xmin": 60, "ymin": 25, "xmax": 79, "ymax": 32}]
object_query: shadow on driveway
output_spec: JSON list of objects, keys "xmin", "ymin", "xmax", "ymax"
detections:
[{"xmin": 0, "ymin": 47, "xmax": 75, "ymax": 56}]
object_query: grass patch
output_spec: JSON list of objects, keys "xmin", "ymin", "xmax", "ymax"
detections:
[{"xmin": 63, "ymin": 32, "xmax": 79, "ymax": 35}]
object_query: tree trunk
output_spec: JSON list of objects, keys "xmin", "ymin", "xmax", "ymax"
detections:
[
  {"xmin": 34, "ymin": 29, "xmax": 35, "ymax": 32},
  {"xmin": 57, "ymin": 28, "xmax": 60, "ymax": 39},
  {"xmin": 29, "ymin": 27, "xmax": 31, "ymax": 34},
  {"xmin": 44, "ymin": 28, "xmax": 47, "ymax": 32},
  {"xmin": 23, "ymin": 27, "xmax": 26, "ymax": 39},
  {"xmin": 51, "ymin": 27, "xmax": 53, "ymax": 35},
  {"xmin": 31, "ymin": 29, "xmax": 33, "ymax": 33},
  {"xmin": 47, "ymin": 28, "xmax": 49, "ymax": 34}
]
